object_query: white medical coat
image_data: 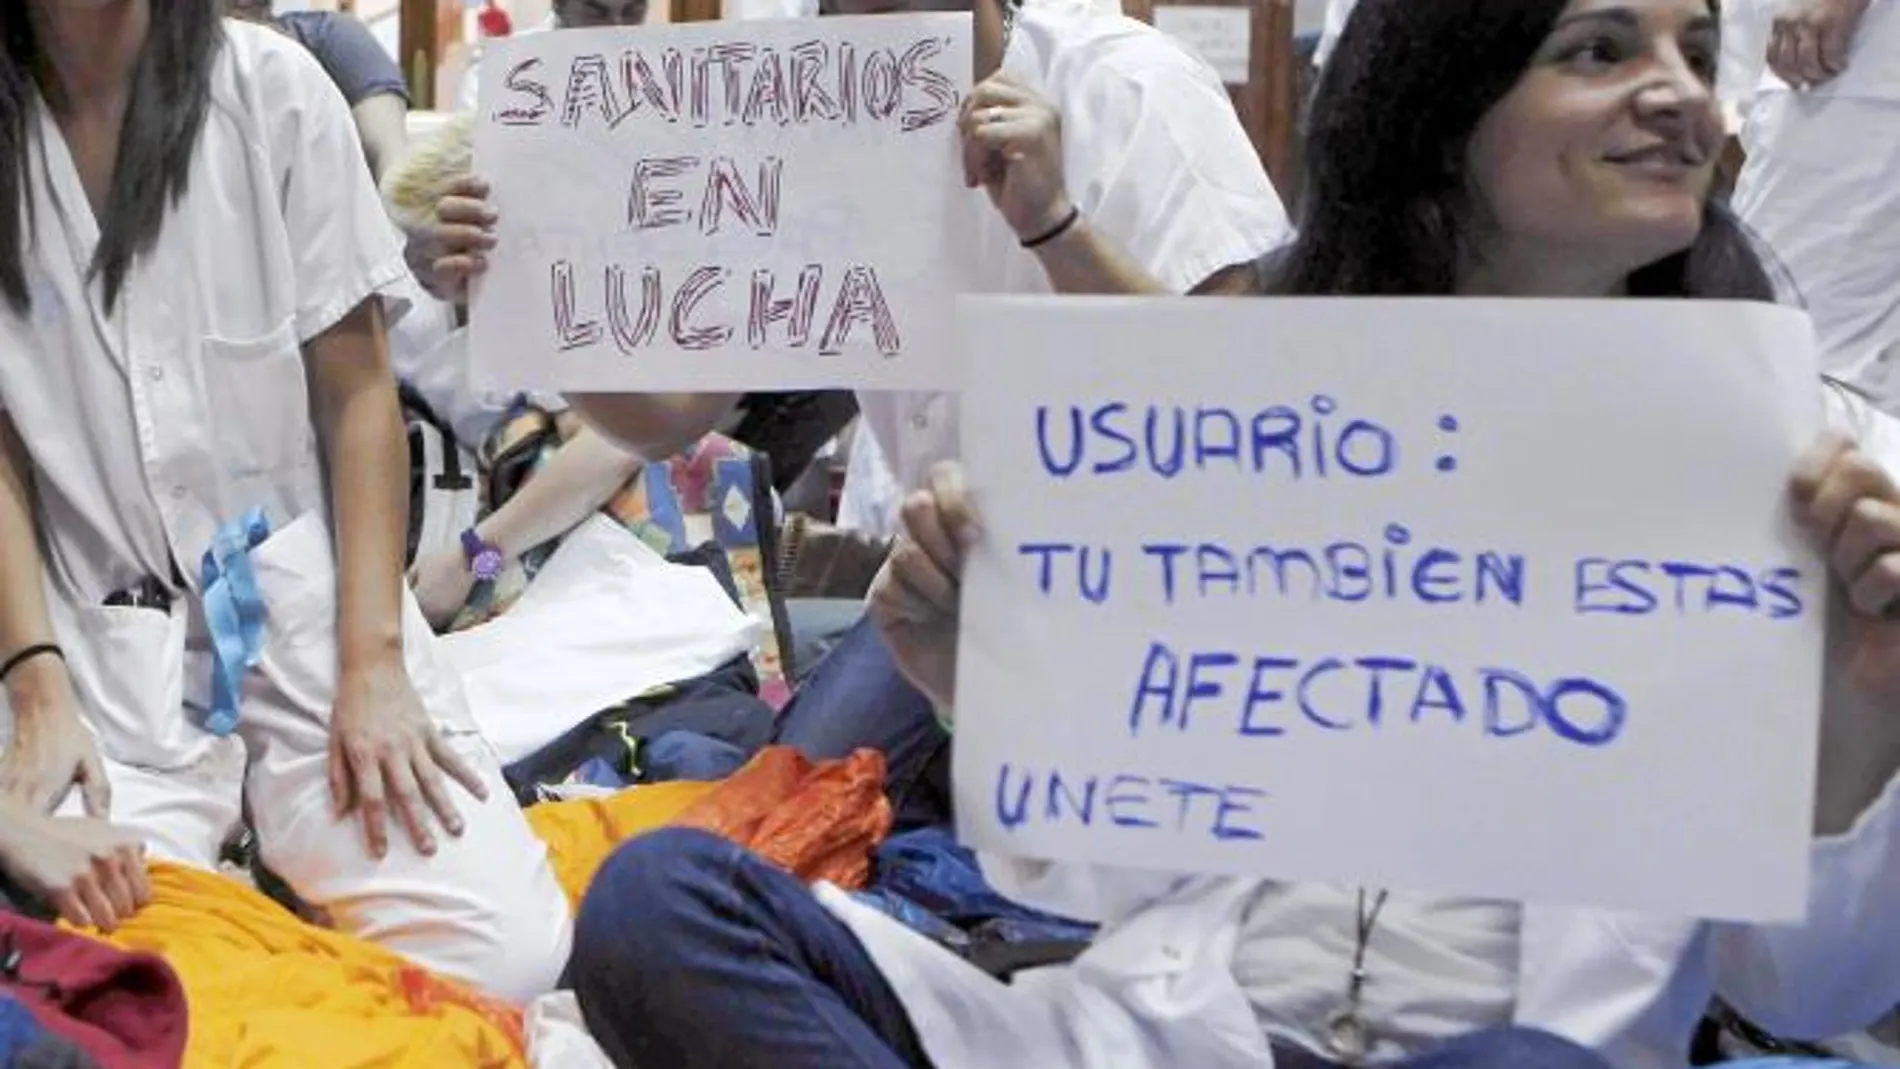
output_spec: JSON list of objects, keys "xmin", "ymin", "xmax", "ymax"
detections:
[
  {"xmin": 822, "ymin": 384, "xmax": 1900, "ymax": 1069},
  {"xmin": 838, "ymin": 3, "xmax": 1293, "ymax": 537}
]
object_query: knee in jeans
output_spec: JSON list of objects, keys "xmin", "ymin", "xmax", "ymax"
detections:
[{"xmin": 571, "ymin": 827, "xmax": 733, "ymax": 984}]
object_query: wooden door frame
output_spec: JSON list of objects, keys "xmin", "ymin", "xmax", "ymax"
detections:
[{"xmin": 400, "ymin": 0, "xmax": 439, "ymax": 109}]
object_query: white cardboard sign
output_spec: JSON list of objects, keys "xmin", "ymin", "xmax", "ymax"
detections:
[
  {"xmin": 954, "ymin": 296, "xmax": 1825, "ymax": 922},
  {"xmin": 471, "ymin": 15, "xmax": 972, "ymax": 392}
]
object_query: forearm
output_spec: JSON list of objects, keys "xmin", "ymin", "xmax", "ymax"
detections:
[
  {"xmin": 477, "ymin": 427, "xmax": 642, "ymax": 559},
  {"xmin": 1027, "ymin": 217, "xmax": 1172, "ymax": 296},
  {"xmin": 566, "ymin": 391, "xmax": 741, "ymax": 461},
  {"xmin": 351, "ymin": 95, "xmax": 409, "ymax": 186},
  {"xmin": 308, "ymin": 300, "xmax": 408, "ymax": 673},
  {"xmin": 0, "ymin": 412, "xmax": 63, "ymax": 708}
]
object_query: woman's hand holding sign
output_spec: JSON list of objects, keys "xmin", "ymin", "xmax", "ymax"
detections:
[
  {"xmin": 957, "ymin": 74, "xmax": 1073, "ymax": 244},
  {"xmin": 413, "ymin": 175, "xmax": 498, "ymax": 303},
  {"xmin": 869, "ymin": 462, "xmax": 982, "ymax": 717},
  {"xmin": 1793, "ymin": 432, "xmax": 1900, "ymax": 700}
]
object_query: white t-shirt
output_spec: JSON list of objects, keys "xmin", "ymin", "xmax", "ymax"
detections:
[{"xmin": 838, "ymin": 4, "xmax": 1293, "ymax": 536}]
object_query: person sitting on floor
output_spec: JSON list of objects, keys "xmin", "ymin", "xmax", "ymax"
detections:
[
  {"xmin": 562, "ymin": 0, "xmax": 1900, "ymax": 1065},
  {"xmin": 0, "ymin": 0, "xmax": 570, "ymax": 1001},
  {"xmin": 415, "ymin": 0, "xmax": 1291, "ymax": 831}
]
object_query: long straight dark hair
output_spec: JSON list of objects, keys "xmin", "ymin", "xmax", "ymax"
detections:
[
  {"xmin": 0, "ymin": 0, "xmax": 223, "ymax": 315},
  {"xmin": 1267, "ymin": 0, "xmax": 1773, "ymax": 302}
]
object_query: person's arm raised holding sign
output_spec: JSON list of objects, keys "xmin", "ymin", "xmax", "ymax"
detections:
[{"xmin": 958, "ymin": 76, "xmax": 1181, "ymax": 296}]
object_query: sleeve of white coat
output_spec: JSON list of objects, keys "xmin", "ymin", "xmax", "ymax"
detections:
[
  {"xmin": 1713, "ymin": 777, "xmax": 1900, "ymax": 1038},
  {"xmin": 266, "ymin": 41, "xmax": 412, "ymax": 343},
  {"xmin": 977, "ymin": 854, "xmax": 1191, "ymax": 926},
  {"xmin": 1067, "ymin": 51, "xmax": 1291, "ymax": 294},
  {"xmin": 1711, "ymin": 391, "xmax": 1900, "ymax": 1039}
]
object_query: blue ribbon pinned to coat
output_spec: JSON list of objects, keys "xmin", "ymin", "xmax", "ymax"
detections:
[{"xmin": 198, "ymin": 508, "xmax": 272, "ymax": 736}]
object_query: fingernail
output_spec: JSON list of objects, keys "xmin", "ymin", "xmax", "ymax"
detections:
[{"xmin": 447, "ymin": 820, "xmax": 465, "ymax": 836}]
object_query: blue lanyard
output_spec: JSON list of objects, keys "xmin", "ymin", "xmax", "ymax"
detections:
[{"xmin": 198, "ymin": 508, "xmax": 273, "ymax": 736}]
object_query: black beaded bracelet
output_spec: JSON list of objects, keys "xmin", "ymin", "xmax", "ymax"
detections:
[
  {"xmin": 1020, "ymin": 206, "xmax": 1081, "ymax": 250},
  {"xmin": 0, "ymin": 643, "xmax": 61, "ymax": 685}
]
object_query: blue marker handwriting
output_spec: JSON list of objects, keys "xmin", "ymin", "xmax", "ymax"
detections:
[
  {"xmin": 1126, "ymin": 641, "xmax": 1628, "ymax": 747},
  {"xmin": 1015, "ymin": 532, "xmax": 1806, "ymax": 621},
  {"xmin": 1035, "ymin": 396, "xmax": 1443, "ymax": 482},
  {"xmin": 991, "ymin": 762, "xmax": 1267, "ymax": 842}
]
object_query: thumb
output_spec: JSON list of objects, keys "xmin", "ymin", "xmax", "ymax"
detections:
[{"xmin": 79, "ymin": 758, "xmax": 111, "ymax": 820}]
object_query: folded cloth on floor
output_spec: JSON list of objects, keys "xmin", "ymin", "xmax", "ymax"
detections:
[
  {"xmin": 60, "ymin": 749, "xmax": 893, "ymax": 1068},
  {"xmin": 502, "ymin": 657, "xmax": 774, "ymax": 804},
  {"xmin": 442, "ymin": 515, "xmax": 759, "ymax": 765},
  {"xmin": 0, "ymin": 994, "xmax": 100, "ymax": 1069},
  {"xmin": 0, "ymin": 912, "xmax": 185, "ymax": 1068},
  {"xmin": 87, "ymin": 865, "xmax": 526, "ymax": 1068},
  {"xmin": 857, "ymin": 826, "xmax": 1097, "ymax": 948},
  {"xmin": 524, "ymin": 746, "xmax": 895, "ymax": 908},
  {"xmin": 672, "ymin": 746, "xmax": 893, "ymax": 891}
]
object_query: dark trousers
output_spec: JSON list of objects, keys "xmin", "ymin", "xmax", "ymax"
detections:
[
  {"xmin": 769, "ymin": 614, "xmax": 953, "ymax": 832},
  {"xmin": 572, "ymin": 828, "xmax": 1625, "ymax": 1069},
  {"xmin": 571, "ymin": 827, "xmax": 932, "ymax": 1069}
]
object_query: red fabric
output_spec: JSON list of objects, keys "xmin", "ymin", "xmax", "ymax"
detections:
[
  {"xmin": 0, "ymin": 913, "xmax": 187, "ymax": 1069},
  {"xmin": 673, "ymin": 746, "xmax": 894, "ymax": 890},
  {"xmin": 477, "ymin": 2, "xmax": 513, "ymax": 38}
]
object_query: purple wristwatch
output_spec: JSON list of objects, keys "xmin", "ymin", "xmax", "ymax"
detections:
[{"xmin": 460, "ymin": 528, "xmax": 505, "ymax": 583}]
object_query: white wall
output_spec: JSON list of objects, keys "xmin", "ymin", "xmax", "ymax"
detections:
[
  {"xmin": 362, "ymin": 0, "xmax": 1331, "ymax": 64},
  {"xmin": 1294, "ymin": 0, "xmax": 1326, "ymax": 33}
]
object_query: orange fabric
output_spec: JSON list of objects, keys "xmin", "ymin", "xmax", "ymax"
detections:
[
  {"xmin": 674, "ymin": 746, "xmax": 894, "ymax": 890},
  {"xmin": 89, "ymin": 864, "xmax": 527, "ymax": 1069},
  {"xmin": 525, "ymin": 779, "xmax": 717, "ymax": 909},
  {"xmin": 68, "ymin": 747, "xmax": 893, "ymax": 1068}
]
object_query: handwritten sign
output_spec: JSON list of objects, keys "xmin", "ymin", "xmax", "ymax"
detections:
[
  {"xmin": 471, "ymin": 15, "xmax": 971, "ymax": 391},
  {"xmin": 1153, "ymin": 5, "xmax": 1253, "ymax": 85},
  {"xmin": 954, "ymin": 297, "xmax": 1826, "ymax": 921}
]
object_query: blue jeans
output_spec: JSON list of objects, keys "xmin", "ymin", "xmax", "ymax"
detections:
[
  {"xmin": 770, "ymin": 614, "xmax": 952, "ymax": 832},
  {"xmin": 572, "ymin": 829, "xmax": 1621, "ymax": 1069},
  {"xmin": 572, "ymin": 827, "xmax": 932, "ymax": 1069}
]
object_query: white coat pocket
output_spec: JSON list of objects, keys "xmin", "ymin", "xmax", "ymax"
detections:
[
  {"xmin": 59, "ymin": 599, "xmax": 198, "ymax": 771},
  {"xmin": 201, "ymin": 319, "xmax": 313, "ymax": 480}
]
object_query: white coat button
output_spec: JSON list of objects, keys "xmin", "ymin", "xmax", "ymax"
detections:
[
  {"xmin": 146, "ymin": 366, "xmax": 164, "ymax": 382},
  {"xmin": 170, "ymin": 486, "xmax": 187, "ymax": 500},
  {"xmin": 911, "ymin": 412, "xmax": 929, "ymax": 430}
]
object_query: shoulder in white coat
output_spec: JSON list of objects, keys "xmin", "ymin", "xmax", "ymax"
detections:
[{"xmin": 1007, "ymin": 6, "xmax": 1292, "ymax": 292}]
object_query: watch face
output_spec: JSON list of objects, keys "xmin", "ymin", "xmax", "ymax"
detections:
[{"xmin": 472, "ymin": 548, "xmax": 505, "ymax": 581}]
